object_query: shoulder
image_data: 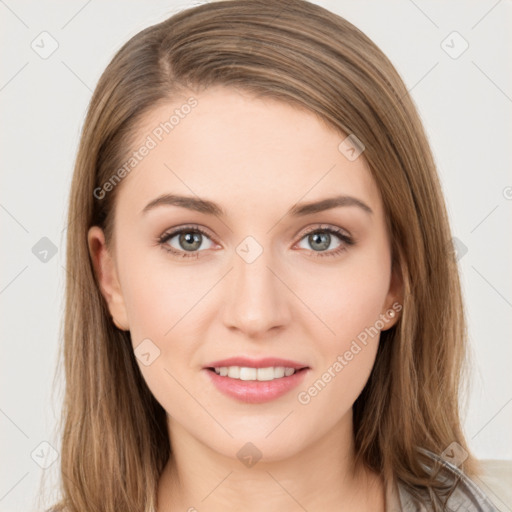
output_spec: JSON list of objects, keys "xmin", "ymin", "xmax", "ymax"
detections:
[{"xmin": 394, "ymin": 448, "xmax": 501, "ymax": 511}]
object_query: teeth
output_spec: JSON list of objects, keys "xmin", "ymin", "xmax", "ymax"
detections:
[{"xmin": 213, "ymin": 366, "xmax": 298, "ymax": 381}]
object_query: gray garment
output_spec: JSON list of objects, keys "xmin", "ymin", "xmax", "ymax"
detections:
[{"xmin": 386, "ymin": 448, "xmax": 501, "ymax": 511}]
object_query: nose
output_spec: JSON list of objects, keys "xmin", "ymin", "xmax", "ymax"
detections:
[{"xmin": 221, "ymin": 244, "xmax": 291, "ymax": 338}]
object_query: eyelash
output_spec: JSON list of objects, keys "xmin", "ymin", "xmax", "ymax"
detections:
[{"xmin": 157, "ymin": 224, "xmax": 355, "ymax": 259}]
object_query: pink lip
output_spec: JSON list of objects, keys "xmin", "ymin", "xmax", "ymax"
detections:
[
  {"xmin": 204, "ymin": 357, "xmax": 308, "ymax": 370},
  {"xmin": 203, "ymin": 365, "xmax": 310, "ymax": 404}
]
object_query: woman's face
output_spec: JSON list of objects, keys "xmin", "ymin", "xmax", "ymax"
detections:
[{"xmin": 89, "ymin": 86, "xmax": 401, "ymax": 461}]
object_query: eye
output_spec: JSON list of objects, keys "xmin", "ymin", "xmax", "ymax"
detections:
[
  {"xmin": 158, "ymin": 225, "xmax": 216, "ymax": 258},
  {"xmin": 157, "ymin": 223, "xmax": 355, "ymax": 260},
  {"xmin": 295, "ymin": 224, "xmax": 355, "ymax": 258}
]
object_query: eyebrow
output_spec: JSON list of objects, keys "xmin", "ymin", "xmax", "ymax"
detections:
[{"xmin": 141, "ymin": 193, "xmax": 373, "ymax": 217}]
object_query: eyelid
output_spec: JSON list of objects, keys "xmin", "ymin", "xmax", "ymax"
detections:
[
  {"xmin": 297, "ymin": 223, "xmax": 352, "ymax": 240},
  {"xmin": 159, "ymin": 224, "xmax": 218, "ymax": 241}
]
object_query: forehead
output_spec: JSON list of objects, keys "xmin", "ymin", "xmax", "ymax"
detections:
[{"xmin": 114, "ymin": 86, "xmax": 382, "ymax": 220}]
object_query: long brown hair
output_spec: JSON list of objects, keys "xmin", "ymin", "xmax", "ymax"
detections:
[{"xmin": 47, "ymin": 0, "xmax": 478, "ymax": 510}]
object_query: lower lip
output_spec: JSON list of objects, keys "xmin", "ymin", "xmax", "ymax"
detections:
[{"xmin": 204, "ymin": 368, "xmax": 309, "ymax": 404}]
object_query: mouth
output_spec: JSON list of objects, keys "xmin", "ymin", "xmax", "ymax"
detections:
[{"xmin": 202, "ymin": 359, "xmax": 310, "ymax": 404}]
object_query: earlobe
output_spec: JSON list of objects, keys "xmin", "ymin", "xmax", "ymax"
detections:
[
  {"xmin": 87, "ymin": 226, "xmax": 130, "ymax": 331},
  {"xmin": 381, "ymin": 261, "xmax": 404, "ymax": 330}
]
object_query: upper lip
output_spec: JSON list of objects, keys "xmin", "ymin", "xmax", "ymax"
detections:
[{"xmin": 204, "ymin": 357, "xmax": 309, "ymax": 370}]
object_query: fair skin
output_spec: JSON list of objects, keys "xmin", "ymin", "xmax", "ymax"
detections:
[{"xmin": 88, "ymin": 86, "xmax": 402, "ymax": 511}]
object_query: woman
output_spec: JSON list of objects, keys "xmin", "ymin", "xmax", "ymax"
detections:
[{"xmin": 48, "ymin": 0, "xmax": 499, "ymax": 510}]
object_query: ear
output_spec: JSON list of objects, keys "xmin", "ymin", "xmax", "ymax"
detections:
[
  {"xmin": 380, "ymin": 259, "xmax": 404, "ymax": 331},
  {"xmin": 87, "ymin": 226, "xmax": 130, "ymax": 331}
]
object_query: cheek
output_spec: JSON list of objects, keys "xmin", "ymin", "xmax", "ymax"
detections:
[
  {"xmin": 118, "ymin": 246, "xmax": 210, "ymax": 340},
  {"xmin": 119, "ymin": 254, "xmax": 202, "ymax": 416},
  {"xmin": 304, "ymin": 248, "xmax": 391, "ymax": 345},
  {"xmin": 331, "ymin": 267, "xmax": 388, "ymax": 340},
  {"xmin": 118, "ymin": 249, "xmax": 212, "ymax": 404},
  {"xmin": 296, "ymin": 262, "xmax": 388, "ymax": 415}
]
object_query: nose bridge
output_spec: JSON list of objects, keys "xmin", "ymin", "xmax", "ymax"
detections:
[{"xmin": 221, "ymin": 235, "xmax": 290, "ymax": 336}]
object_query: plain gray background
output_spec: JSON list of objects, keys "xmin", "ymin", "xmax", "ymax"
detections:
[{"xmin": 1, "ymin": 1, "xmax": 511, "ymax": 510}]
